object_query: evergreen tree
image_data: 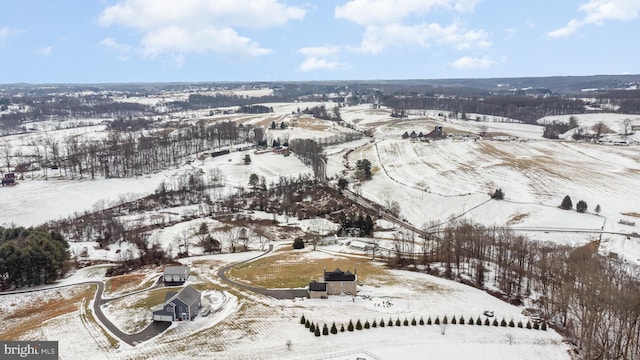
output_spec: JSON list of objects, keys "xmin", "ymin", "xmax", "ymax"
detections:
[
  {"xmin": 300, "ymin": 315, "xmax": 306, "ymax": 325},
  {"xmin": 388, "ymin": 318, "xmax": 393, "ymax": 327},
  {"xmin": 435, "ymin": 317, "xmax": 440, "ymax": 325},
  {"xmin": 419, "ymin": 317, "xmax": 424, "ymax": 325},
  {"xmin": 309, "ymin": 323, "xmax": 315, "ymax": 333},
  {"xmin": 403, "ymin": 318, "xmax": 409, "ymax": 326},
  {"xmin": 526, "ymin": 321, "xmax": 532, "ymax": 329},
  {"xmin": 492, "ymin": 319, "xmax": 499, "ymax": 326},
  {"xmin": 484, "ymin": 318, "xmax": 490, "ymax": 326},
  {"xmin": 331, "ymin": 322, "xmax": 338, "ymax": 334},
  {"xmin": 459, "ymin": 316, "xmax": 465, "ymax": 325},
  {"xmin": 380, "ymin": 319, "xmax": 385, "ymax": 327},
  {"xmin": 595, "ymin": 204, "xmax": 601, "ymax": 214},
  {"xmin": 442, "ymin": 316, "xmax": 448, "ymax": 325},
  {"xmin": 411, "ymin": 318, "xmax": 417, "ymax": 326},
  {"xmin": 541, "ymin": 322, "xmax": 547, "ymax": 331},
  {"xmin": 395, "ymin": 318, "xmax": 401, "ymax": 326},
  {"xmin": 356, "ymin": 319, "xmax": 363, "ymax": 330},
  {"xmin": 509, "ymin": 319, "xmax": 515, "ymax": 327},
  {"xmin": 561, "ymin": 195, "xmax": 573, "ymax": 210},
  {"xmin": 364, "ymin": 320, "xmax": 370, "ymax": 329},
  {"xmin": 533, "ymin": 322, "xmax": 540, "ymax": 330},
  {"xmin": 517, "ymin": 321, "xmax": 523, "ymax": 328},
  {"xmin": 576, "ymin": 200, "xmax": 588, "ymax": 213},
  {"xmin": 314, "ymin": 326, "xmax": 321, "ymax": 337},
  {"xmin": 322, "ymin": 324, "xmax": 329, "ymax": 335},
  {"xmin": 340, "ymin": 324, "xmax": 345, "ymax": 332},
  {"xmin": 476, "ymin": 317, "xmax": 482, "ymax": 325},
  {"xmin": 372, "ymin": 320, "xmax": 377, "ymax": 328},
  {"xmin": 468, "ymin": 316, "xmax": 474, "ymax": 325},
  {"xmin": 348, "ymin": 320, "xmax": 354, "ymax": 331},
  {"xmin": 305, "ymin": 319, "xmax": 310, "ymax": 328},
  {"xmin": 427, "ymin": 317, "xmax": 432, "ymax": 325},
  {"xmin": 500, "ymin": 318, "xmax": 507, "ymax": 327},
  {"xmin": 491, "ymin": 188, "xmax": 505, "ymax": 200}
]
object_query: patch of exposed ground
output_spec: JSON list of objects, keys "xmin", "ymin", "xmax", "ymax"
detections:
[{"xmin": 507, "ymin": 213, "xmax": 530, "ymax": 226}]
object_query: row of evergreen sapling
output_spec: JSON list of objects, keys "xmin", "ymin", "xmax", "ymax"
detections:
[{"xmin": 300, "ymin": 314, "xmax": 546, "ymax": 337}]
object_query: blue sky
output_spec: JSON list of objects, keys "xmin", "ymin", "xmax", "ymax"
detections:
[{"xmin": 1, "ymin": 0, "xmax": 639, "ymax": 84}]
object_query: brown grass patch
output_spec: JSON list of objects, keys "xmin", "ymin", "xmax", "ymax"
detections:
[
  {"xmin": 131, "ymin": 288, "xmax": 182, "ymax": 309},
  {"xmin": 105, "ymin": 273, "xmax": 147, "ymax": 294},
  {"xmin": 227, "ymin": 249, "xmax": 390, "ymax": 288},
  {"xmin": 507, "ymin": 213, "xmax": 530, "ymax": 226},
  {"xmin": 621, "ymin": 212, "xmax": 640, "ymax": 219},
  {"xmin": 1, "ymin": 285, "xmax": 92, "ymax": 339}
]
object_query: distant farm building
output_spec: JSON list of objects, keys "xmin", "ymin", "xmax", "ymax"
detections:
[
  {"xmin": 152, "ymin": 285, "xmax": 201, "ymax": 322},
  {"xmin": 163, "ymin": 265, "xmax": 190, "ymax": 285},
  {"xmin": 308, "ymin": 268, "xmax": 357, "ymax": 299},
  {"xmin": 423, "ymin": 126, "xmax": 445, "ymax": 139}
]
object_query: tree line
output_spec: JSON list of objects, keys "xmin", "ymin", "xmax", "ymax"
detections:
[
  {"xmin": 389, "ymin": 220, "xmax": 640, "ymax": 359},
  {"xmin": 0, "ymin": 227, "xmax": 70, "ymax": 290}
]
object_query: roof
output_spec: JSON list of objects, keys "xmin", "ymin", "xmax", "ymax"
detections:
[
  {"xmin": 164, "ymin": 265, "xmax": 189, "ymax": 276},
  {"xmin": 308, "ymin": 280, "xmax": 327, "ymax": 292},
  {"xmin": 167, "ymin": 284, "xmax": 201, "ymax": 307},
  {"xmin": 164, "ymin": 291, "xmax": 178, "ymax": 302},
  {"xmin": 324, "ymin": 268, "xmax": 356, "ymax": 282}
]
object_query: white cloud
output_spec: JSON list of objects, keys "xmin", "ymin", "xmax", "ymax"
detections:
[
  {"xmin": 99, "ymin": 0, "xmax": 305, "ymax": 60},
  {"xmin": 0, "ymin": 26, "xmax": 21, "ymax": 46},
  {"xmin": 450, "ymin": 55, "xmax": 495, "ymax": 69},
  {"xmin": 335, "ymin": 0, "xmax": 479, "ymax": 26},
  {"xmin": 548, "ymin": 0, "xmax": 640, "ymax": 38},
  {"xmin": 359, "ymin": 22, "xmax": 490, "ymax": 54},
  {"xmin": 297, "ymin": 45, "xmax": 348, "ymax": 72},
  {"xmin": 38, "ymin": 46, "xmax": 53, "ymax": 56},
  {"xmin": 100, "ymin": 37, "xmax": 132, "ymax": 52}
]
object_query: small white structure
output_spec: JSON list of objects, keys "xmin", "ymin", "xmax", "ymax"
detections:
[{"xmin": 163, "ymin": 265, "xmax": 190, "ymax": 284}]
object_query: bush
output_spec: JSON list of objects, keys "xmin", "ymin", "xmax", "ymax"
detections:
[
  {"xmin": 314, "ymin": 327, "xmax": 321, "ymax": 337},
  {"xmin": 541, "ymin": 322, "xmax": 547, "ymax": 331},
  {"xmin": 427, "ymin": 317, "xmax": 432, "ymax": 325},
  {"xmin": 395, "ymin": 318, "xmax": 401, "ymax": 327},
  {"xmin": 338, "ymin": 178, "xmax": 349, "ymax": 190},
  {"xmin": 309, "ymin": 323, "xmax": 315, "ymax": 333},
  {"xmin": 364, "ymin": 320, "xmax": 370, "ymax": 329},
  {"xmin": 577, "ymin": 200, "xmax": 588, "ymax": 213},
  {"xmin": 451, "ymin": 316, "xmax": 456, "ymax": 325},
  {"xmin": 492, "ymin": 319, "xmax": 499, "ymax": 326},
  {"xmin": 292, "ymin": 237, "xmax": 305, "ymax": 249},
  {"xmin": 459, "ymin": 316, "xmax": 465, "ymax": 325},
  {"xmin": 356, "ymin": 320, "xmax": 362, "ymax": 330},
  {"xmin": 526, "ymin": 321, "xmax": 532, "ymax": 329},
  {"xmin": 484, "ymin": 318, "xmax": 490, "ymax": 326},
  {"xmin": 533, "ymin": 322, "xmax": 540, "ymax": 330},
  {"xmin": 380, "ymin": 319, "xmax": 385, "ymax": 327},
  {"xmin": 476, "ymin": 317, "xmax": 482, "ymax": 325},
  {"xmin": 442, "ymin": 315, "xmax": 448, "ymax": 325},
  {"xmin": 372, "ymin": 320, "xmax": 377, "ymax": 328},
  {"xmin": 388, "ymin": 319, "xmax": 393, "ymax": 327},
  {"xmin": 300, "ymin": 315, "xmax": 306, "ymax": 325},
  {"xmin": 561, "ymin": 195, "xmax": 572, "ymax": 210},
  {"xmin": 322, "ymin": 324, "xmax": 329, "ymax": 335},
  {"xmin": 500, "ymin": 318, "xmax": 507, "ymax": 327},
  {"xmin": 340, "ymin": 324, "xmax": 345, "ymax": 332},
  {"xmin": 403, "ymin": 318, "xmax": 409, "ymax": 326},
  {"xmin": 491, "ymin": 188, "xmax": 505, "ymax": 200},
  {"xmin": 305, "ymin": 319, "xmax": 310, "ymax": 328},
  {"xmin": 419, "ymin": 317, "xmax": 424, "ymax": 325},
  {"xmin": 348, "ymin": 320, "xmax": 354, "ymax": 331},
  {"xmin": 435, "ymin": 317, "xmax": 440, "ymax": 325},
  {"xmin": 517, "ymin": 321, "xmax": 523, "ymax": 328},
  {"xmin": 509, "ymin": 319, "xmax": 515, "ymax": 327},
  {"xmin": 411, "ymin": 318, "xmax": 417, "ymax": 326},
  {"xmin": 331, "ymin": 322, "xmax": 338, "ymax": 334}
]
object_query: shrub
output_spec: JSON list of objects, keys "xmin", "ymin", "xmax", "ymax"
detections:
[
  {"xmin": 331, "ymin": 322, "xmax": 338, "ymax": 334},
  {"xmin": 517, "ymin": 321, "xmax": 523, "ymax": 328},
  {"xmin": 380, "ymin": 319, "xmax": 385, "ymax": 327},
  {"xmin": 459, "ymin": 316, "xmax": 465, "ymax": 325},
  {"xmin": 364, "ymin": 320, "xmax": 370, "ymax": 329},
  {"xmin": 395, "ymin": 318, "xmax": 401, "ymax": 326},
  {"xmin": 476, "ymin": 317, "xmax": 482, "ymax": 325},
  {"xmin": 560, "ymin": 195, "xmax": 572, "ymax": 210},
  {"xmin": 411, "ymin": 318, "xmax": 417, "ymax": 326},
  {"xmin": 435, "ymin": 317, "xmax": 440, "ymax": 325},
  {"xmin": 427, "ymin": 317, "xmax": 432, "ymax": 325},
  {"xmin": 533, "ymin": 322, "xmax": 540, "ymax": 330},
  {"xmin": 305, "ymin": 319, "xmax": 310, "ymax": 328},
  {"xmin": 356, "ymin": 320, "xmax": 362, "ymax": 330},
  {"xmin": 509, "ymin": 319, "xmax": 515, "ymax": 327},
  {"xmin": 443, "ymin": 315, "xmax": 448, "ymax": 325},
  {"xmin": 451, "ymin": 316, "xmax": 456, "ymax": 325},
  {"xmin": 309, "ymin": 323, "xmax": 315, "ymax": 333},
  {"xmin": 419, "ymin": 317, "xmax": 424, "ymax": 325},
  {"xmin": 541, "ymin": 322, "xmax": 547, "ymax": 331},
  {"xmin": 403, "ymin": 318, "xmax": 409, "ymax": 326},
  {"xmin": 348, "ymin": 320, "xmax": 354, "ymax": 331},
  {"xmin": 388, "ymin": 318, "xmax": 393, "ymax": 327},
  {"xmin": 577, "ymin": 200, "xmax": 588, "ymax": 213},
  {"xmin": 340, "ymin": 324, "xmax": 345, "ymax": 332},
  {"xmin": 526, "ymin": 321, "xmax": 532, "ymax": 329},
  {"xmin": 300, "ymin": 315, "xmax": 306, "ymax": 325},
  {"xmin": 484, "ymin": 318, "xmax": 490, "ymax": 326},
  {"xmin": 500, "ymin": 318, "xmax": 507, "ymax": 327},
  {"xmin": 372, "ymin": 320, "xmax": 377, "ymax": 328},
  {"xmin": 314, "ymin": 327, "xmax": 321, "ymax": 337},
  {"xmin": 322, "ymin": 324, "xmax": 329, "ymax": 335},
  {"xmin": 492, "ymin": 319, "xmax": 499, "ymax": 327},
  {"xmin": 293, "ymin": 237, "xmax": 305, "ymax": 249}
]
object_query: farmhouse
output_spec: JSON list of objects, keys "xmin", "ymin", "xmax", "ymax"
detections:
[
  {"xmin": 152, "ymin": 285, "xmax": 201, "ymax": 322},
  {"xmin": 163, "ymin": 265, "xmax": 190, "ymax": 285},
  {"xmin": 308, "ymin": 268, "xmax": 357, "ymax": 299}
]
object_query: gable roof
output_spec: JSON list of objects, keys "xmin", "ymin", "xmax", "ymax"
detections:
[
  {"xmin": 164, "ymin": 291, "xmax": 178, "ymax": 303},
  {"xmin": 167, "ymin": 284, "xmax": 201, "ymax": 307},
  {"xmin": 324, "ymin": 268, "xmax": 356, "ymax": 282},
  {"xmin": 309, "ymin": 280, "xmax": 327, "ymax": 292},
  {"xmin": 164, "ymin": 265, "xmax": 189, "ymax": 276}
]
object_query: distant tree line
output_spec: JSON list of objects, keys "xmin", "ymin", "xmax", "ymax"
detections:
[
  {"xmin": 238, "ymin": 105, "xmax": 273, "ymax": 114},
  {"xmin": 382, "ymin": 94, "xmax": 585, "ymax": 124},
  {"xmin": 0, "ymin": 227, "xmax": 69, "ymax": 290}
]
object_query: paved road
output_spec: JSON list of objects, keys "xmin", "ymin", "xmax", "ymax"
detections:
[{"xmin": 216, "ymin": 245, "xmax": 309, "ymax": 299}]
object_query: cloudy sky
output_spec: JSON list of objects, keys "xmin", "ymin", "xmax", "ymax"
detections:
[{"xmin": 1, "ymin": 0, "xmax": 639, "ymax": 83}]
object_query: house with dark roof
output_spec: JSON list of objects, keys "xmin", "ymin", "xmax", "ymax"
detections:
[
  {"xmin": 163, "ymin": 265, "xmax": 190, "ymax": 285},
  {"xmin": 152, "ymin": 284, "xmax": 201, "ymax": 322},
  {"xmin": 308, "ymin": 268, "xmax": 357, "ymax": 299}
]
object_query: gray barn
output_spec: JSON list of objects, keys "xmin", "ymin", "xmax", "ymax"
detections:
[
  {"xmin": 163, "ymin": 265, "xmax": 190, "ymax": 285},
  {"xmin": 152, "ymin": 285, "xmax": 201, "ymax": 322}
]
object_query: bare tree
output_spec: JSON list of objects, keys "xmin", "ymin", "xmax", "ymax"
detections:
[{"xmin": 623, "ymin": 118, "xmax": 632, "ymax": 136}]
